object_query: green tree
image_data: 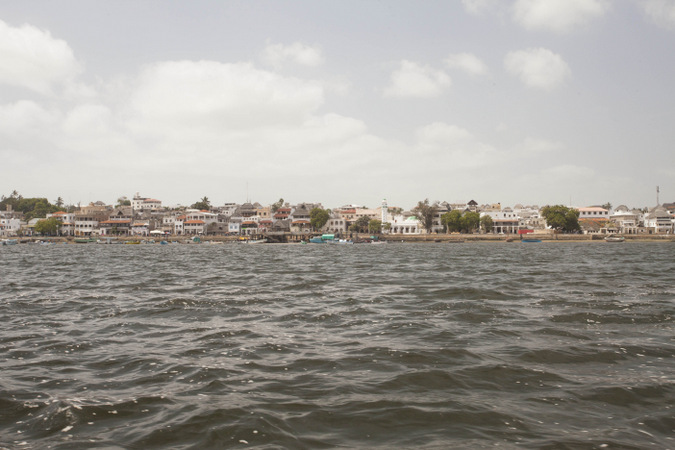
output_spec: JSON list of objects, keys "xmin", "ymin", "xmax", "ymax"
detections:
[
  {"xmin": 15, "ymin": 197, "xmax": 59, "ymax": 220},
  {"xmin": 271, "ymin": 198, "xmax": 284, "ymax": 212},
  {"xmin": 460, "ymin": 211, "xmax": 480, "ymax": 233},
  {"xmin": 368, "ymin": 219, "xmax": 382, "ymax": 234},
  {"xmin": 541, "ymin": 205, "xmax": 580, "ymax": 233},
  {"xmin": 480, "ymin": 215, "xmax": 494, "ymax": 233},
  {"xmin": 601, "ymin": 202, "xmax": 612, "ymax": 211},
  {"xmin": 413, "ymin": 199, "xmax": 437, "ymax": 233},
  {"xmin": 309, "ymin": 207, "xmax": 330, "ymax": 230},
  {"xmin": 116, "ymin": 196, "xmax": 131, "ymax": 207},
  {"xmin": 35, "ymin": 217, "xmax": 62, "ymax": 236},
  {"xmin": 441, "ymin": 210, "xmax": 462, "ymax": 233},
  {"xmin": 350, "ymin": 216, "xmax": 370, "ymax": 233},
  {"xmin": 54, "ymin": 197, "xmax": 64, "ymax": 208},
  {"xmin": 192, "ymin": 196, "xmax": 211, "ymax": 211}
]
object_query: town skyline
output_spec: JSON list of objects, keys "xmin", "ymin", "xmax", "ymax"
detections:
[{"xmin": 2, "ymin": 2, "xmax": 675, "ymax": 208}]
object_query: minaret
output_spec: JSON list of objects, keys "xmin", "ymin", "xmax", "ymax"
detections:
[
  {"xmin": 657, "ymin": 185, "xmax": 660, "ymax": 206},
  {"xmin": 381, "ymin": 198, "xmax": 388, "ymax": 223}
]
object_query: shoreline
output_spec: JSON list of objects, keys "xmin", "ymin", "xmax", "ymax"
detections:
[{"xmin": 5, "ymin": 233, "xmax": 674, "ymax": 244}]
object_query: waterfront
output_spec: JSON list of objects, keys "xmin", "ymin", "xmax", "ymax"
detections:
[{"xmin": 1, "ymin": 243, "xmax": 673, "ymax": 448}]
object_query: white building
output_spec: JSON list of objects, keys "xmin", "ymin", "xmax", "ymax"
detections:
[
  {"xmin": 644, "ymin": 205, "xmax": 673, "ymax": 234},
  {"xmin": 132, "ymin": 193, "xmax": 162, "ymax": 211},
  {"xmin": 389, "ymin": 215, "xmax": 421, "ymax": 234},
  {"xmin": 0, "ymin": 217, "xmax": 21, "ymax": 236}
]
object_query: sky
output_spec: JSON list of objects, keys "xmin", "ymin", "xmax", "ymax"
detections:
[{"xmin": 1, "ymin": 0, "xmax": 674, "ymax": 210}]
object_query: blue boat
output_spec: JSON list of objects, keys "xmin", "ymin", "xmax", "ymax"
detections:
[{"xmin": 521, "ymin": 239, "xmax": 542, "ymax": 243}]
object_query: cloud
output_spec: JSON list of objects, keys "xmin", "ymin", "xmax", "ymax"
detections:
[
  {"xmin": 512, "ymin": 0, "xmax": 610, "ymax": 33},
  {"xmin": 504, "ymin": 48, "xmax": 571, "ymax": 90},
  {"xmin": 413, "ymin": 122, "xmax": 500, "ymax": 169},
  {"xmin": 445, "ymin": 53, "xmax": 488, "ymax": 75},
  {"xmin": 128, "ymin": 60, "xmax": 325, "ymax": 135},
  {"xmin": 512, "ymin": 137, "xmax": 565, "ymax": 157},
  {"xmin": 383, "ymin": 60, "xmax": 451, "ymax": 98},
  {"xmin": 541, "ymin": 164, "xmax": 595, "ymax": 179},
  {"xmin": 637, "ymin": 0, "xmax": 675, "ymax": 30},
  {"xmin": 462, "ymin": 0, "xmax": 503, "ymax": 15},
  {"xmin": 262, "ymin": 41, "xmax": 324, "ymax": 68},
  {"xmin": 0, "ymin": 19, "xmax": 82, "ymax": 95}
]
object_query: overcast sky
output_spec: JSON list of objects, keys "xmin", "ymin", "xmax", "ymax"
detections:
[{"xmin": 1, "ymin": 0, "xmax": 674, "ymax": 209}]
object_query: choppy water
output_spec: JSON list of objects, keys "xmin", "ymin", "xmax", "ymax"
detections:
[{"xmin": 0, "ymin": 242, "xmax": 673, "ymax": 449}]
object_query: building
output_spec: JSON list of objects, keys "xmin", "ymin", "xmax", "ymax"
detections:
[
  {"xmin": 644, "ymin": 205, "xmax": 673, "ymax": 234},
  {"xmin": 131, "ymin": 193, "xmax": 162, "ymax": 211}
]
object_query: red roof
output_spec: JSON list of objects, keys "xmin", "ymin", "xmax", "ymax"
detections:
[{"xmin": 100, "ymin": 220, "xmax": 131, "ymax": 224}]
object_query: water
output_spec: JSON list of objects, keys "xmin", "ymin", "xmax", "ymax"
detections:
[{"xmin": 0, "ymin": 242, "xmax": 673, "ymax": 449}]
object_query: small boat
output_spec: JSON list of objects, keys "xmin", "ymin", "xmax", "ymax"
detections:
[
  {"xmin": 74, "ymin": 238, "xmax": 96, "ymax": 244},
  {"xmin": 605, "ymin": 235, "xmax": 625, "ymax": 242},
  {"xmin": 242, "ymin": 238, "xmax": 267, "ymax": 244},
  {"xmin": 521, "ymin": 239, "xmax": 542, "ymax": 243},
  {"xmin": 309, "ymin": 234, "xmax": 338, "ymax": 244},
  {"xmin": 1, "ymin": 239, "xmax": 18, "ymax": 245}
]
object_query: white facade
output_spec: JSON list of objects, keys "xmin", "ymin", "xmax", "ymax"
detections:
[
  {"xmin": 132, "ymin": 193, "xmax": 162, "ymax": 211},
  {"xmin": 0, "ymin": 218, "xmax": 21, "ymax": 236},
  {"xmin": 577, "ymin": 207, "xmax": 609, "ymax": 219},
  {"xmin": 389, "ymin": 215, "xmax": 421, "ymax": 234}
]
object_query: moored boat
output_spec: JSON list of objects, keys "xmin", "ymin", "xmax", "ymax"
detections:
[{"xmin": 605, "ymin": 235, "xmax": 625, "ymax": 242}]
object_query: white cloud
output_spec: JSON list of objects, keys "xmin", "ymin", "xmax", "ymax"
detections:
[
  {"xmin": 637, "ymin": 0, "xmax": 675, "ymax": 30},
  {"xmin": 512, "ymin": 0, "xmax": 610, "ymax": 33},
  {"xmin": 0, "ymin": 100, "xmax": 59, "ymax": 136},
  {"xmin": 462, "ymin": 0, "xmax": 503, "ymax": 15},
  {"xmin": 445, "ymin": 53, "xmax": 488, "ymax": 75},
  {"xmin": 514, "ymin": 137, "xmax": 565, "ymax": 156},
  {"xmin": 542, "ymin": 164, "xmax": 595, "ymax": 179},
  {"xmin": 413, "ymin": 122, "xmax": 500, "ymax": 169},
  {"xmin": 0, "ymin": 19, "xmax": 82, "ymax": 95},
  {"xmin": 504, "ymin": 48, "xmax": 571, "ymax": 90},
  {"xmin": 128, "ymin": 60, "xmax": 324, "ymax": 134},
  {"xmin": 383, "ymin": 60, "xmax": 451, "ymax": 98},
  {"xmin": 262, "ymin": 41, "xmax": 324, "ymax": 68}
]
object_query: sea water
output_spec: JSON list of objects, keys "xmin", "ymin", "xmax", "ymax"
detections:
[{"xmin": 0, "ymin": 242, "xmax": 673, "ymax": 448}]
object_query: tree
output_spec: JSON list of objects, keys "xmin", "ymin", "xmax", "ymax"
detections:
[
  {"xmin": 192, "ymin": 196, "xmax": 211, "ymax": 211},
  {"xmin": 413, "ymin": 199, "xmax": 437, "ymax": 233},
  {"xmin": 602, "ymin": 202, "xmax": 612, "ymax": 211},
  {"xmin": 35, "ymin": 218, "xmax": 62, "ymax": 236},
  {"xmin": 441, "ymin": 210, "xmax": 462, "ymax": 233},
  {"xmin": 54, "ymin": 197, "xmax": 64, "ymax": 208},
  {"xmin": 310, "ymin": 207, "xmax": 330, "ymax": 230},
  {"xmin": 541, "ymin": 205, "xmax": 580, "ymax": 233},
  {"xmin": 368, "ymin": 219, "xmax": 382, "ymax": 234},
  {"xmin": 271, "ymin": 198, "xmax": 284, "ymax": 212},
  {"xmin": 351, "ymin": 216, "xmax": 370, "ymax": 233},
  {"xmin": 460, "ymin": 211, "xmax": 480, "ymax": 233},
  {"xmin": 480, "ymin": 215, "xmax": 494, "ymax": 233},
  {"xmin": 116, "ymin": 196, "xmax": 131, "ymax": 207}
]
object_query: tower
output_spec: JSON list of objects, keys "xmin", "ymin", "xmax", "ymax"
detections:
[
  {"xmin": 657, "ymin": 185, "xmax": 660, "ymax": 206},
  {"xmin": 381, "ymin": 198, "xmax": 388, "ymax": 223}
]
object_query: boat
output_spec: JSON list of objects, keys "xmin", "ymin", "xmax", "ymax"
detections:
[
  {"xmin": 242, "ymin": 238, "xmax": 267, "ymax": 244},
  {"xmin": 605, "ymin": 235, "xmax": 625, "ymax": 242},
  {"xmin": 1, "ymin": 239, "xmax": 18, "ymax": 245},
  {"xmin": 309, "ymin": 234, "xmax": 338, "ymax": 244},
  {"xmin": 521, "ymin": 239, "xmax": 542, "ymax": 243},
  {"xmin": 74, "ymin": 238, "xmax": 96, "ymax": 243}
]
